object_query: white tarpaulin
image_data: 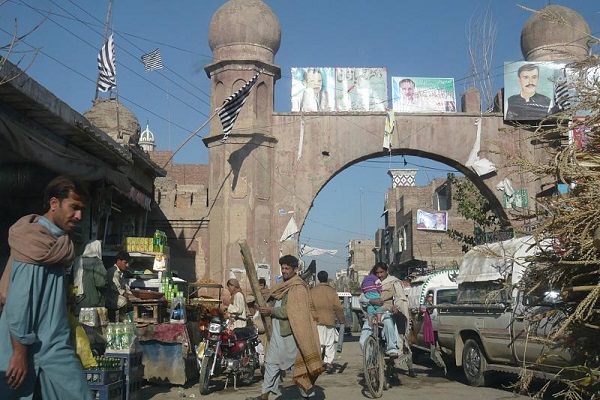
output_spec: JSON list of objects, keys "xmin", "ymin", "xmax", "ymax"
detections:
[{"xmin": 457, "ymin": 236, "xmax": 544, "ymax": 285}]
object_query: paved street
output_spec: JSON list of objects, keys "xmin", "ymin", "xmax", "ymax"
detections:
[{"xmin": 138, "ymin": 335, "xmax": 544, "ymax": 400}]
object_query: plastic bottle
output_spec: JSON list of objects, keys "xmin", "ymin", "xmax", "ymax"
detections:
[
  {"xmin": 153, "ymin": 230, "xmax": 160, "ymax": 252},
  {"xmin": 121, "ymin": 323, "xmax": 133, "ymax": 350},
  {"xmin": 170, "ymin": 297, "xmax": 186, "ymax": 324},
  {"xmin": 106, "ymin": 323, "xmax": 116, "ymax": 351},
  {"xmin": 115, "ymin": 323, "xmax": 124, "ymax": 350}
]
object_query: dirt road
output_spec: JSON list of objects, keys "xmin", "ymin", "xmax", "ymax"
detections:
[{"xmin": 139, "ymin": 335, "xmax": 540, "ymax": 399}]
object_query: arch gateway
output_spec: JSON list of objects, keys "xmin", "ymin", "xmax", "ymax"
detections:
[{"xmin": 200, "ymin": 0, "xmax": 591, "ymax": 285}]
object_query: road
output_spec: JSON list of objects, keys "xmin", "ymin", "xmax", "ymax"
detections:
[{"xmin": 138, "ymin": 335, "xmax": 544, "ymax": 400}]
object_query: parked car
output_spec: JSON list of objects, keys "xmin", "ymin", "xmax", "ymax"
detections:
[{"xmin": 434, "ymin": 236, "xmax": 572, "ymax": 387}]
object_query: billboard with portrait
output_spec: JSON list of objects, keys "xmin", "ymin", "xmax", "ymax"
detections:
[
  {"xmin": 416, "ymin": 209, "xmax": 448, "ymax": 231},
  {"xmin": 503, "ymin": 61, "xmax": 566, "ymax": 120},
  {"xmin": 291, "ymin": 67, "xmax": 387, "ymax": 112},
  {"xmin": 391, "ymin": 77, "xmax": 456, "ymax": 113},
  {"xmin": 291, "ymin": 67, "xmax": 336, "ymax": 112}
]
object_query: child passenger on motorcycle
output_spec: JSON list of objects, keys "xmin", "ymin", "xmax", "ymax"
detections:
[{"xmin": 226, "ymin": 278, "xmax": 247, "ymax": 329}]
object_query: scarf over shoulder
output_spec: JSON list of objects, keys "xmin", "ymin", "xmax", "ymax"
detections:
[
  {"xmin": 0, "ymin": 214, "xmax": 75, "ymax": 304},
  {"xmin": 270, "ymin": 275, "xmax": 324, "ymax": 391}
]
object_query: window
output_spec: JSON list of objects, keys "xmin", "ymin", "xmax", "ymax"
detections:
[{"xmin": 433, "ymin": 182, "xmax": 451, "ymax": 211}]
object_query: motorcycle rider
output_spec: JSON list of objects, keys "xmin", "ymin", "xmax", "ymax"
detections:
[{"xmin": 226, "ymin": 278, "xmax": 247, "ymax": 329}]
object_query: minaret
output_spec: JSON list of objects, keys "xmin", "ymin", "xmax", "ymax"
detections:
[
  {"xmin": 139, "ymin": 122, "xmax": 156, "ymax": 152},
  {"xmin": 202, "ymin": 0, "xmax": 282, "ymax": 285}
]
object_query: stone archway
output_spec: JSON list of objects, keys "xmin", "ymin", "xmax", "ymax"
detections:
[{"xmin": 201, "ymin": 0, "xmax": 590, "ymax": 287}]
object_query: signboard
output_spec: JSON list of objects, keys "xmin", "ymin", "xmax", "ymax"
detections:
[
  {"xmin": 291, "ymin": 67, "xmax": 336, "ymax": 112},
  {"xmin": 503, "ymin": 189, "xmax": 529, "ymax": 209},
  {"xmin": 335, "ymin": 67, "xmax": 387, "ymax": 111},
  {"xmin": 391, "ymin": 77, "xmax": 456, "ymax": 113},
  {"xmin": 416, "ymin": 209, "xmax": 448, "ymax": 231},
  {"xmin": 503, "ymin": 61, "xmax": 566, "ymax": 120},
  {"xmin": 291, "ymin": 67, "xmax": 387, "ymax": 112}
]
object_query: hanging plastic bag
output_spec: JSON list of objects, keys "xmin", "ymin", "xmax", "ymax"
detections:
[
  {"xmin": 153, "ymin": 254, "xmax": 166, "ymax": 272},
  {"xmin": 68, "ymin": 309, "xmax": 97, "ymax": 369}
]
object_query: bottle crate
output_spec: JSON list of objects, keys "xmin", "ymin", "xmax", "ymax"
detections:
[
  {"xmin": 89, "ymin": 380, "xmax": 123, "ymax": 400},
  {"xmin": 85, "ymin": 368, "xmax": 123, "ymax": 386}
]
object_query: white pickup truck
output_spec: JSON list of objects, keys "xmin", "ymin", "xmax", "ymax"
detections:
[{"xmin": 435, "ymin": 236, "xmax": 572, "ymax": 386}]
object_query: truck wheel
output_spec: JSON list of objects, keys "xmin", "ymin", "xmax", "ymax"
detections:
[{"xmin": 462, "ymin": 339, "xmax": 488, "ymax": 387}]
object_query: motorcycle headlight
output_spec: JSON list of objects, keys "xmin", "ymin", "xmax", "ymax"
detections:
[{"xmin": 209, "ymin": 322, "xmax": 222, "ymax": 334}]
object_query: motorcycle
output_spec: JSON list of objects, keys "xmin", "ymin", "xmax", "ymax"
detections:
[{"xmin": 196, "ymin": 316, "xmax": 261, "ymax": 395}]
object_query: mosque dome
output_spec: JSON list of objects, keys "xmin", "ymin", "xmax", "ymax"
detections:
[
  {"xmin": 521, "ymin": 5, "xmax": 591, "ymax": 61},
  {"xmin": 208, "ymin": 0, "xmax": 281, "ymax": 63},
  {"xmin": 84, "ymin": 98, "xmax": 141, "ymax": 146},
  {"xmin": 139, "ymin": 122, "xmax": 156, "ymax": 152}
]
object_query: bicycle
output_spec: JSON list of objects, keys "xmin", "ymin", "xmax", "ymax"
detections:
[{"xmin": 362, "ymin": 312, "xmax": 397, "ymax": 398}]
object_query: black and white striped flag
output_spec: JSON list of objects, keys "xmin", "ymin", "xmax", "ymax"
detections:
[
  {"xmin": 141, "ymin": 48, "xmax": 164, "ymax": 72},
  {"xmin": 218, "ymin": 71, "xmax": 261, "ymax": 141},
  {"xmin": 97, "ymin": 34, "xmax": 116, "ymax": 92},
  {"xmin": 554, "ymin": 77, "xmax": 571, "ymax": 111}
]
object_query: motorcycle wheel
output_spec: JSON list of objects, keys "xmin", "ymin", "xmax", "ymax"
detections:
[
  {"xmin": 240, "ymin": 354, "xmax": 258, "ymax": 386},
  {"xmin": 199, "ymin": 354, "xmax": 212, "ymax": 395}
]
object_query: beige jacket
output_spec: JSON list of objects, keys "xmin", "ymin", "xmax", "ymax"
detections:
[{"xmin": 310, "ymin": 283, "xmax": 346, "ymax": 327}]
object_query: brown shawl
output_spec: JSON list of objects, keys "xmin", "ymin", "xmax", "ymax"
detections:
[
  {"xmin": 0, "ymin": 214, "xmax": 75, "ymax": 304},
  {"xmin": 270, "ymin": 275, "xmax": 324, "ymax": 391}
]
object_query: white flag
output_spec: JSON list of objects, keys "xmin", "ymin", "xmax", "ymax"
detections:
[
  {"xmin": 280, "ymin": 216, "xmax": 299, "ymax": 242},
  {"xmin": 300, "ymin": 244, "xmax": 337, "ymax": 257},
  {"xmin": 383, "ymin": 109, "xmax": 395, "ymax": 150}
]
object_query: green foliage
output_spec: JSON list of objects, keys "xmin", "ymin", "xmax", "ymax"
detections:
[{"xmin": 445, "ymin": 173, "xmax": 503, "ymax": 252}]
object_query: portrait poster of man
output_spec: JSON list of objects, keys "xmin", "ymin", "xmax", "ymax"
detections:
[
  {"xmin": 291, "ymin": 67, "xmax": 336, "ymax": 112},
  {"xmin": 391, "ymin": 77, "xmax": 456, "ymax": 113},
  {"xmin": 416, "ymin": 209, "xmax": 448, "ymax": 231},
  {"xmin": 503, "ymin": 61, "xmax": 565, "ymax": 121},
  {"xmin": 334, "ymin": 67, "xmax": 387, "ymax": 112}
]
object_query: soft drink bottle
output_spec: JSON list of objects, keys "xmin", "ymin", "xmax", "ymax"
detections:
[
  {"xmin": 115, "ymin": 323, "xmax": 124, "ymax": 350},
  {"xmin": 106, "ymin": 323, "xmax": 116, "ymax": 350}
]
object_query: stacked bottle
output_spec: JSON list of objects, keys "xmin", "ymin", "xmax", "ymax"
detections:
[
  {"xmin": 105, "ymin": 322, "xmax": 138, "ymax": 351},
  {"xmin": 153, "ymin": 229, "xmax": 168, "ymax": 252}
]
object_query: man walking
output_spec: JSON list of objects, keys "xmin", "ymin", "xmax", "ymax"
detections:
[
  {"xmin": 0, "ymin": 176, "xmax": 93, "ymax": 399},
  {"xmin": 246, "ymin": 255, "xmax": 323, "ymax": 400},
  {"xmin": 310, "ymin": 271, "xmax": 345, "ymax": 373}
]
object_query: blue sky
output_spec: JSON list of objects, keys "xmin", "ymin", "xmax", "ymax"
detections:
[{"xmin": 1, "ymin": 1, "xmax": 598, "ymax": 275}]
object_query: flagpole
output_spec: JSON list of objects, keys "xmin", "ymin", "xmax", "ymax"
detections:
[
  {"xmin": 95, "ymin": 0, "xmax": 114, "ymax": 101},
  {"xmin": 161, "ymin": 109, "xmax": 220, "ymax": 169}
]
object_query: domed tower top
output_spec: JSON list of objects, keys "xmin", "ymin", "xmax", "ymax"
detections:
[
  {"xmin": 139, "ymin": 122, "xmax": 156, "ymax": 152},
  {"xmin": 84, "ymin": 98, "xmax": 141, "ymax": 146},
  {"xmin": 521, "ymin": 5, "xmax": 591, "ymax": 61},
  {"xmin": 208, "ymin": 0, "xmax": 281, "ymax": 63}
]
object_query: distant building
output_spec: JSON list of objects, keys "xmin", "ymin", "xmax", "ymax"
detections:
[
  {"xmin": 347, "ymin": 238, "xmax": 376, "ymax": 283},
  {"xmin": 375, "ymin": 169, "xmax": 472, "ymax": 280}
]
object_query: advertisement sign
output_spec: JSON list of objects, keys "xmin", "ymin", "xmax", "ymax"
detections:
[
  {"xmin": 291, "ymin": 67, "xmax": 387, "ymax": 112},
  {"xmin": 335, "ymin": 67, "xmax": 387, "ymax": 111},
  {"xmin": 503, "ymin": 189, "xmax": 529, "ymax": 209},
  {"xmin": 503, "ymin": 61, "xmax": 566, "ymax": 120},
  {"xmin": 291, "ymin": 67, "xmax": 336, "ymax": 112},
  {"xmin": 416, "ymin": 209, "xmax": 448, "ymax": 231},
  {"xmin": 391, "ymin": 77, "xmax": 456, "ymax": 113}
]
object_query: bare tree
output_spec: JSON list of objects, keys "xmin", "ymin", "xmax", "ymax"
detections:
[
  {"xmin": 0, "ymin": 2, "xmax": 47, "ymax": 84},
  {"xmin": 465, "ymin": 1, "xmax": 497, "ymax": 112}
]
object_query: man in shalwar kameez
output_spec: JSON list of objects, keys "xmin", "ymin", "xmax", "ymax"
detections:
[
  {"xmin": 0, "ymin": 176, "xmax": 92, "ymax": 400},
  {"xmin": 246, "ymin": 255, "xmax": 324, "ymax": 400}
]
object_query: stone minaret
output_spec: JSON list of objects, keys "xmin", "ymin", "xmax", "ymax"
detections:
[{"xmin": 203, "ymin": 0, "xmax": 281, "ymax": 285}]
